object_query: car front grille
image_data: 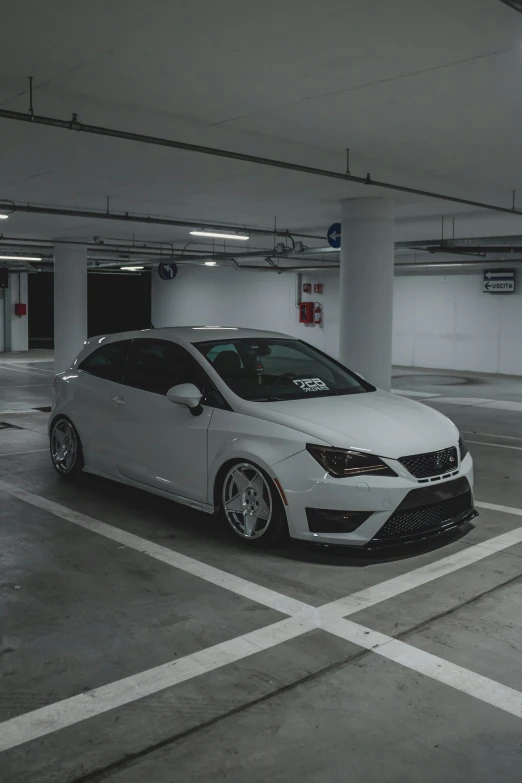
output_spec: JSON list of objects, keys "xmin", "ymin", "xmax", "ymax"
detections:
[
  {"xmin": 399, "ymin": 446, "xmax": 458, "ymax": 479},
  {"xmin": 376, "ymin": 490, "xmax": 473, "ymax": 540}
]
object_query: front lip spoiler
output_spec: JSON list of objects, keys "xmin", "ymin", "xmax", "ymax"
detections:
[
  {"xmin": 367, "ymin": 508, "xmax": 478, "ymax": 549},
  {"xmin": 294, "ymin": 508, "xmax": 478, "ymax": 552}
]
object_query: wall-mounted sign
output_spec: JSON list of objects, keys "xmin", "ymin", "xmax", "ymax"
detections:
[
  {"xmin": 483, "ymin": 269, "xmax": 515, "ymax": 293},
  {"xmin": 327, "ymin": 222, "xmax": 341, "ymax": 249},
  {"xmin": 158, "ymin": 262, "xmax": 178, "ymax": 281}
]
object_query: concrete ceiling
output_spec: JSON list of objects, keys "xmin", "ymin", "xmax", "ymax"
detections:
[{"xmin": 1, "ymin": 0, "xmax": 522, "ymax": 247}]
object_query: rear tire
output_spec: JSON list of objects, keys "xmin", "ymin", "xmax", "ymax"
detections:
[
  {"xmin": 220, "ymin": 461, "xmax": 289, "ymax": 547},
  {"xmin": 50, "ymin": 417, "xmax": 85, "ymax": 480}
]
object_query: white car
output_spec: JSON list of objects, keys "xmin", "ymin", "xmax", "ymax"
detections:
[{"xmin": 50, "ymin": 327, "xmax": 476, "ymax": 548}]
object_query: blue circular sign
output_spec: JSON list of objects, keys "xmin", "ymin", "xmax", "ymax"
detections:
[
  {"xmin": 327, "ymin": 222, "xmax": 341, "ymax": 249},
  {"xmin": 158, "ymin": 262, "xmax": 178, "ymax": 281}
]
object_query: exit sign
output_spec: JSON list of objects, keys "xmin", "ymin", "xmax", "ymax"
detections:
[{"xmin": 483, "ymin": 269, "xmax": 515, "ymax": 293}]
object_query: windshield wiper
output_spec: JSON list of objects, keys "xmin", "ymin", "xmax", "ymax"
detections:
[
  {"xmin": 325, "ymin": 388, "xmax": 365, "ymax": 396},
  {"xmin": 250, "ymin": 395, "xmax": 284, "ymax": 402}
]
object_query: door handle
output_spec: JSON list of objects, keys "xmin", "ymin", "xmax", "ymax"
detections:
[{"xmin": 111, "ymin": 396, "xmax": 126, "ymax": 407}]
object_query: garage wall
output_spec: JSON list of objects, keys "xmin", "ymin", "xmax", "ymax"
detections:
[
  {"xmin": 152, "ymin": 266, "xmax": 340, "ymax": 355},
  {"xmin": 152, "ymin": 266, "xmax": 522, "ymax": 377},
  {"xmin": 393, "ymin": 272, "xmax": 522, "ymax": 375}
]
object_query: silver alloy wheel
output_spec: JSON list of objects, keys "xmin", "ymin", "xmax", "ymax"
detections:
[
  {"xmin": 222, "ymin": 463, "xmax": 273, "ymax": 540},
  {"xmin": 51, "ymin": 419, "xmax": 78, "ymax": 474}
]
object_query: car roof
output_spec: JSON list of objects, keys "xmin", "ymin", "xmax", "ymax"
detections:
[{"xmin": 87, "ymin": 326, "xmax": 294, "ymax": 349}]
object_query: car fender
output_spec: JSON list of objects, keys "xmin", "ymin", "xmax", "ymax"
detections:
[{"xmin": 207, "ymin": 408, "xmax": 314, "ymax": 504}]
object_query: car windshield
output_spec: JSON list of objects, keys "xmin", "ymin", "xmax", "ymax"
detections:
[{"xmin": 195, "ymin": 338, "xmax": 375, "ymax": 401}]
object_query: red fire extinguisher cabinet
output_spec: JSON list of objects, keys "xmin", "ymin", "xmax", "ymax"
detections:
[{"xmin": 299, "ymin": 302, "xmax": 314, "ymax": 323}]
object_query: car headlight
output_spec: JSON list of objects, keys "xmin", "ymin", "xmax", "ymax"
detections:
[
  {"xmin": 459, "ymin": 436, "xmax": 468, "ymax": 461},
  {"xmin": 306, "ymin": 444, "xmax": 397, "ymax": 478}
]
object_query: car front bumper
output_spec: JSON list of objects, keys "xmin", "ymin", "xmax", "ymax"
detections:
[{"xmin": 273, "ymin": 449, "xmax": 475, "ymax": 546}]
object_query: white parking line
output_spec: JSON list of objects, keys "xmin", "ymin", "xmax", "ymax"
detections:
[
  {"xmin": 0, "ymin": 384, "xmax": 52, "ymax": 388},
  {"xmin": 430, "ymin": 397, "xmax": 522, "ymax": 413},
  {"xmin": 322, "ymin": 506, "xmax": 522, "ymax": 617},
  {"xmin": 0, "ymin": 616, "xmax": 315, "ymax": 754},
  {"xmin": 467, "ymin": 440, "xmax": 522, "ymax": 452},
  {"xmin": 2, "ymin": 479, "xmax": 522, "ymax": 751},
  {"xmin": 391, "ymin": 389, "xmax": 441, "ymax": 398},
  {"xmin": 0, "ymin": 363, "xmax": 54, "ymax": 376},
  {"xmin": 0, "ymin": 448, "xmax": 48, "ymax": 457},
  {"xmin": 323, "ymin": 618, "xmax": 522, "ymax": 720},
  {"xmin": 474, "ymin": 500, "xmax": 522, "ymax": 518},
  {"xmin": 0, "ymin": 479, "xmax": 308, "ymax": 617},
  {"xmin": 463, "ymin": 431, "xmax": 522, "ymax": 442},
  {"xmin": 0, "ymin": 409, "xmax": 43, "ymax": 415}
]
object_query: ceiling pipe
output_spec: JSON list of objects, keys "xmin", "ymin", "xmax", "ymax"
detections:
[
  {"xmin": 235, "ymin": 264, "xmax": 340, "ymax": 272},
  {"xmin": 396, "ymin": 258, "xmax": 522, "ymax": 269},
  {"xmin": 397, "ymin": 235, "xmax": 522, "ymax": 249},
  {"xmin": 0, "ymin": 197, "xmax": 321, "ymax": 241},
  {"xmin": 0, "ymin": 235, "xmax": 282, "ymax": 261},
  {"xmin": 232, "ymin": 258, "xmax": 522, "ymax": 273},
  {"xmin": 1, "ymin": 107, "xmax": 522, "ymax": 218}
]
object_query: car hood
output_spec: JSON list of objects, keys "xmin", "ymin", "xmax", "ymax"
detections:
[{"xmin": 238, "ymin": 390, "xmax": 458, "ymax": 459}]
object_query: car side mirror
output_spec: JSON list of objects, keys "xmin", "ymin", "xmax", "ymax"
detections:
[{"xmin": 166, "ymin": 383, "xmax": 203, "ymax": 415}]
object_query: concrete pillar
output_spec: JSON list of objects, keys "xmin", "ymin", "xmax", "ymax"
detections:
[
  {"xmin": 54, "ymin": 244, "xmax": 87, "ymax": 373},
  {"xmin": 339, "ymin": 198, "xmax": 395, "ymax": 390}
]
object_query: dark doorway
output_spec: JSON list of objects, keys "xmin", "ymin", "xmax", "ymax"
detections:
[
  {"xmin": 28, "ymin": 272, "xmax": 152, "ymax": 349},
  {"xmin": 28, "ymin": 273, "xmax": 54, "ymax": 349}
]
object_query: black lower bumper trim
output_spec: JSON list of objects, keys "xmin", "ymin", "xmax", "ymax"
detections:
[
  {"xmin": 368, "ymin": 508, "xmax": 478, "ymax": 549},
  {"xmin": 306, "ymin": 507, "xmax": 371, "ymax": 534}
]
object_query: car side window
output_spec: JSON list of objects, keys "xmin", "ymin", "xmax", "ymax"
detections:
[
  {"xmin": 78, "ymin": 340, "xmax": 130, "ymax": 382},
  {"xmin": 124, "ymin": 339, "xmax": 207, "ymax": 396}
]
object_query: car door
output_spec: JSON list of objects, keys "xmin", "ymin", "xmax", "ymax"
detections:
[
  {"xmin": 75, "ymin": 339, "xmax": 131, "ymax": 474},
  {"xmin": 111, "ymin": 338, "xmax": 213, "ymax": 503}
]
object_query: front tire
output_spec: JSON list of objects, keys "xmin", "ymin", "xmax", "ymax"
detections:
[
  {"xmin": 221, "ymin": 461, "xmax": 288, "ymax": 547},
  {"xmin": 50, "ymin": 417, "xmax": 85, "ymax": 480}
]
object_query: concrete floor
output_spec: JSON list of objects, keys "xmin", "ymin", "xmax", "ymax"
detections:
[{"xmin": 2, "ymin": 357, "xmax": 522, "ymax": 781}]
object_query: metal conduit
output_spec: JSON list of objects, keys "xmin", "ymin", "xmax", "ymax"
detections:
[
  {"xmin": 0, "ymin": 199, "xmax": 321, "ymax": 241},
  {"xmin": 0, "ymin": 107, "xmax": 521, "ymax": 217}
]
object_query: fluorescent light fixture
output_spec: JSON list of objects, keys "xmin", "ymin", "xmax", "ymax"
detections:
[
  {"xmin": 0, "ymin": 214, "xmax": 9, "ymax": 220},
  {"xmin": 0, "ymin": 255, "xmax": 42, "ymax": 261},
  {"xmin": 124, "ymin": 266, "xmax": 144, "ymax": 271},
  {"xmin": 190, "ymin": 230, "xmax": 249, "ymax": 241},
  {"xmin": 204, "ymin": 261, "xmax": 217, "ymax": 266}
]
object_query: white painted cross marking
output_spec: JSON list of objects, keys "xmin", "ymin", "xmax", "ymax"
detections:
[{"xmin": 0, "ymin": 481, "xmax": 522, "ymax": 751}]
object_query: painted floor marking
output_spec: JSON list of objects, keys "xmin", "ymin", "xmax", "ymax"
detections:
[
  {"xmin": 0, "ymin": 448, "xmax": 48, "ymax": 457},
  {"xmin": 0, "ymin": 363, "xmax": 54, "ymax": 376},
  {"xmin": 2, "ymin": 481, "xmax": 522, "ymax": 751},
  {"xmin": 322, "ymin": 505, "xmax": 522, "ymax": 617},
  {"xmin": 428, "ymin": 396, "xmax": 522, "ymax": 413},
  {"xmin": 463, "ymin": 431, "xmax": 522, "ymax": 442},
  {"xmin": 0, "ymin": 409, "xmax": 44, "ymax": 415},
  {"xmin": 0, "ymin": 384, "xmax": 52, "ymax": 388},
  {"xmin": 468, "ymin": 440, "xmax": 522, "ymax": 452},
  {"xmin": 0, "ymin": 479, "xmax": 308, "ymax": 618},
  {"xmin": 474, "ymin": 499, "xmax": 522, "ymax": 518},
  {"xmin": 322, "ymin": 618, "xmax": 522, "ymax": 720},
  {"xmin": 391, "ymin": 389, "xmax": 441, "ymax": 398},
  {"xmin": 0, "ymin": 616, "xmax": 315, "ymax": 754}
]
